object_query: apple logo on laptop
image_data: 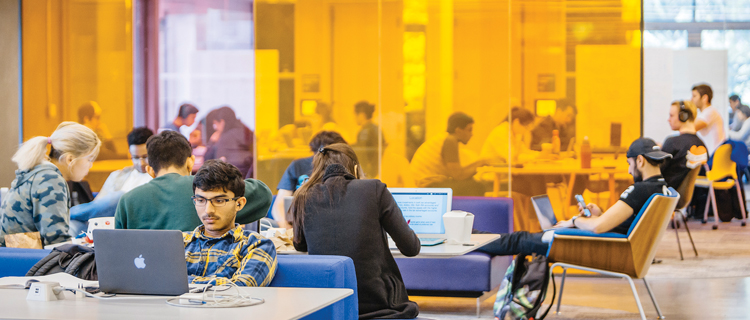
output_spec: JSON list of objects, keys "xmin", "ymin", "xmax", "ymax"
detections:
[{"xmin": 134, "ymin": 255, "xmax": 146, "ymax": 269}]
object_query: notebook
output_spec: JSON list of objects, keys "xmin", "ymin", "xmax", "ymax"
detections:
[
  {"xmin": 94, "ymin": 229, "xmax": 189, "ymax": 295},
  {"xmin": 531, "ymin": 194, "xmax": 560, "ymax": 231},
  {"xmin": 388, "ymin": 188, "xmax": 453, "ymax": 246}
]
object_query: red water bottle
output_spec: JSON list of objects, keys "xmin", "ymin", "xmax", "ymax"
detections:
[{"xmin": 581, "ymin": 136, "xmax": 591, "ymax": 168}]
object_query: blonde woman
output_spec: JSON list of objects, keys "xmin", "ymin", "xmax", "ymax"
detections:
[{"xmin": 0, "ymin": 122, "xmax": 101, "ymax": 247}]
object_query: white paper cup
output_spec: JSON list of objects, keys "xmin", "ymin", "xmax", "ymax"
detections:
[{"xmin": 443, "ymin": 211, "xmax": 474, "ymax": 244}]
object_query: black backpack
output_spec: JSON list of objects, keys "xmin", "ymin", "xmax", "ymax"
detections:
[
  {"xmin": 494, "ymin": 253, "xmax": 555, "ymax": 320},
  {"xmin": 26, "ymin": 244, "xmax": 98, "ymax": 280}
]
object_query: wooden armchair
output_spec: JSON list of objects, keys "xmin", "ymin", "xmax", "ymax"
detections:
[{"xmin": 546, "ymin": 188, "xmax": 680, "ymax": 320}]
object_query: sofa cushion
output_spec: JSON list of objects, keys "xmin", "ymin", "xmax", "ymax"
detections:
[
  {"xmin": 0, "ymin": 248, "xmax": 51, "ymax": 278},
  {"xmin": 453, "ymin": 196, "xmax": 514, "ymax": 234},
  {"xmin": 271, "ymin": 255, "xmax": 358, "ymax": 320},
  {"xmin": 396, "ymin": 252, "xmax": 511, "ymax": 292}
]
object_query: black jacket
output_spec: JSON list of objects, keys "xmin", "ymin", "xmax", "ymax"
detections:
[{"xmin": 294, "ymin": 164, "xmax": 420, "ymax": 319}]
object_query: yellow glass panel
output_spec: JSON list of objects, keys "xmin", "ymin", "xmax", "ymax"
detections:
[
  {"xmin": 22, "ymin": 0, "xmax": 134, "ymax": 191},
  {"xmin": 254, "ymin": 0, "xmax": 642, "ymax": 231}
]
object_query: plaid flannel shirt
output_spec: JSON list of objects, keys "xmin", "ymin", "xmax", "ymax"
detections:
[{"xmin": 183, "ymin": 224, "xmax": 277, "ymax": 286}]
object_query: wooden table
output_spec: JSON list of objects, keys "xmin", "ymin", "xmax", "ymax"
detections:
[
  {"xmin": 0, "ymin": 286, "xmax": 352, "ymax": 320},
  {"xmin": 478, "ymin": 158, "xmax": 630, "ymax": 210},
  {"xmin": 278, "ymin": 234, "xmax": 501, "ymax": 259}
]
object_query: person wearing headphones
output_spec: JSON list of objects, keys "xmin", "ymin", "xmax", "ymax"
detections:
[{"xmin": 661, "ymin": 100, "xmax": 707, "ymax": 189}]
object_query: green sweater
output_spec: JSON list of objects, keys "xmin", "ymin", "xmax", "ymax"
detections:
[{"xmin": 114, "ymin": 173, "xmax": 272, "ymax": 231}]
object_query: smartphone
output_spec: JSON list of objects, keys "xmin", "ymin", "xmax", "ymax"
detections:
[{"xmin": 575, "ymin": 194, "xmax": 592, "ymax": 217}]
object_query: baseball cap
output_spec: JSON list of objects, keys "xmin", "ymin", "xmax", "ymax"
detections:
[{"xmin": 626, "ymin": 138, "xmax": 673, "ymax": 161}]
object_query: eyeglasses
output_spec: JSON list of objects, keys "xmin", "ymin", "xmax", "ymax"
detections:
[
  {"xmin": 131, "ymin": 155, "xmax": 148, "ymax": 161},
  {"xmin": 191, "ymin": 196, "xmax": 241, "ymax": 207}
]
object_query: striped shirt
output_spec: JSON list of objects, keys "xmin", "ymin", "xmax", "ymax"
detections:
[{"xmin": 183, "ymin": 224, "xmax": 277, "ymax": 287}]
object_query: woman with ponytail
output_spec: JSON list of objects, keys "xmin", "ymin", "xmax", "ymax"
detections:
[
  {"xmin": 291, "ymin": 143, "xmax": 421, "ymax": 319},
  {"xmin": 0, "ymin": 122, "xmax": 101, "ymax": 247}
]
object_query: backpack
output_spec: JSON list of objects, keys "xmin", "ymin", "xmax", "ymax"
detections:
[
  {"xmin": 26, "ymin": 244, "xmax": 98, "ymax": 280},
  {"xmin": 493, "ymin": 254, "xmax": 555, "ymax": 320}
]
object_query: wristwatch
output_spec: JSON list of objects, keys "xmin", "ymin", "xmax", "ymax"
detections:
[{"xmin": 571, "ymin": 216, "xmax": 578, "ymax": 227}]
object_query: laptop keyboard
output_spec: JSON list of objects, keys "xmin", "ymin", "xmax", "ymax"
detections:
[{"xmin": 388, "ymin": 237, "xmax": 446, "ymax": 249}]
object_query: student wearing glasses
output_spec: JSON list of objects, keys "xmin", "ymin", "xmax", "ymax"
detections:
[
  {"xmin": 114, "ymin": 130, "xmax": 272, "ymax": 231},
  {"xmin": 69, "ymin": 127, "xmax": 155, "ymax": 235},
  {"xmin": 183, "ymin": 160, "xmax": 277, "ymax": 286}
]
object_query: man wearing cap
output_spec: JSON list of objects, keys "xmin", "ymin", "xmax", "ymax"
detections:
[{"xmin": 478, "ymin": 138, "xmax": 673, "ymax": 256}]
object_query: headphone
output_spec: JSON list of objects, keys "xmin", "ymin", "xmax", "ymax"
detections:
[{"xmin": 678, "ymin": 101, "xmax": 692, "ymax": 122}]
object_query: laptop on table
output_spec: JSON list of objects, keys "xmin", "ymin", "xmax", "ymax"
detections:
[
  {"xmin": 94, "ymin": 229, "xmax": 189, "ymax": 296},
  {"xmin": 388, "ymin": 188, "xmax": 453, "ymax": 247}
]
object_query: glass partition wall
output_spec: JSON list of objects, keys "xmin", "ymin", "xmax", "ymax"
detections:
[
  {"xmin": 22, "ymin": 0, "xmax": 135, "ymax": 191},
  {"xmin": 19, "ymin": 0, "xmax": 644, "ymax": 229},
  {"xmin": 256, "ymin": 0, "xmax": 643, "ymax": 231}
]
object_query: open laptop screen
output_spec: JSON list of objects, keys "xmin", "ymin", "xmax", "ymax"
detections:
[
  {"xmin": 531, "ymin": 195, "xmax": 557, "ymax": 230},
  {"xmin": 388, "ymin": 188, "xmax": 452, "ymax": 235}
]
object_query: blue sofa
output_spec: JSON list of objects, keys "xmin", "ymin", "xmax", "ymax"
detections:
[
  {"xmin": 395, "ymin": 196, "xmax": 514, "ymax": 315},
  {"xmin": 0, "ymin": 248, "xmax": 358, "ymax": 320}
]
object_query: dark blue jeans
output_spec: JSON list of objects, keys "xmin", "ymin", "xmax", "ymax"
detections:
[{"xmin": 477, "ymin": 231, "xmax": 549, "ymax": 256}]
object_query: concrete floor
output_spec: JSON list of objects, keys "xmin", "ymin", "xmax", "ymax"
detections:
[{"xmin": 416, "ymin": 275, "xmax": 750, "ymax": 320}]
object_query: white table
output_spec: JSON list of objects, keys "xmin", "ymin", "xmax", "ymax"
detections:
[
  {"xmin": 391, "ymin": 234, "xmax": 500, "ymax": 258},
  {"xmin": 279, "ymin": 234, "xmax": 501, "ymax": 259},
  {"xmin": 0, "ymin": 286, "xmax": 353, "ymax": 320}
]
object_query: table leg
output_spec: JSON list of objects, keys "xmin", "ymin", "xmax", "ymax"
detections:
[
  {"xmin": 565, "ymin": 172, "xmax": 576, "ymax": 219},
  {"xmin": 608, "ymin": 172, "xmax": 617, "ymax": 207},
  {"xmin": 493, "ymin": 173, "xmax": 501, "ymax": 197}
]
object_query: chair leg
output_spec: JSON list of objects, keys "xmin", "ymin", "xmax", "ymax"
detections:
[
  {"xmin": 624, "ymin": 276, "xmax": 648, "ymax": 320},
  {"xmin": 703, "ymin": 185, "xmax": 711, "ymax": 224},
  {"xmin": 710, "ymin": 185, "xmax": 720, "ymax": 230},
  {"xmin": 735, "ymin": 180, "xmax": 747, "ymax": 227},
  {"xmin": 672, "ymin": 213, "xmax": 684, "ymax": 260},
  {"xmin": 681, "ymin": 211, "xmax": 699, "ymax": 257},
  {"xmin": 643, "ymin": 278, "xmax": 665, "ymax": 319},
  {"xmin": 551, "ymin": 263, "xmax": 659, "ymax": 320},
  {"xmin": 556, "ymin": 268, "xmax": 567, "ymax": 315},
  {"xmin": 476, "ymin": 297, "xmax": 480, "ymax": 318}
]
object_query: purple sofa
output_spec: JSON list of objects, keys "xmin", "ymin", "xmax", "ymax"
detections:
[{"xmin": 395, "ymin": 196, "xmax": 514, "ymax": 316}]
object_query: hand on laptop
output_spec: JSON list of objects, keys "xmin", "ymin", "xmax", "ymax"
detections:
[
  {"xmin": 578, "ymin": 203, "xmax": 602, "ymax": 217},
  {"xmin": 553, "ymin": 218, "xmax": 574, "ymax": 229}
]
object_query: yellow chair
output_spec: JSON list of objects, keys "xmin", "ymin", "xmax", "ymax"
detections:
[
  {"xmin": 695, "ymin": 144, "xmax": 748, "ymax": 229},
  {"xmin": 671, "ymin": 166, "xmax": 701, "ymax": 260},
  {"xmin": 547, "ymin": 188, "xmax": 680, "ymax": 320}
]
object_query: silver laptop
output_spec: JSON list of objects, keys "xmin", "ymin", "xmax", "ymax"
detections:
[
  {"xmin": 94, "ymin": 229, "xmax": 189, "ymax": 295},
  {"xmin": 388, "ymin": 188, "xmax": 453, "ymax": 246},
  {"xmin": 283, "ymin": 196, "xmax": 294, "ymax": 214},
  {"xmin": 531, "ymin": 194, "xmax": 560, "ymax": 231}
]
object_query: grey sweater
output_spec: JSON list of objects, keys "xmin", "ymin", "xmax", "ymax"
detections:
[{"xmin": 294, "ymin": 164, "xmax": 420, "ymax": 319}]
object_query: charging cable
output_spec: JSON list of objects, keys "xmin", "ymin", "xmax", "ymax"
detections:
[{"xmin": 165, "ymin": 279, "xmax": 264, "ymax": 308}]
